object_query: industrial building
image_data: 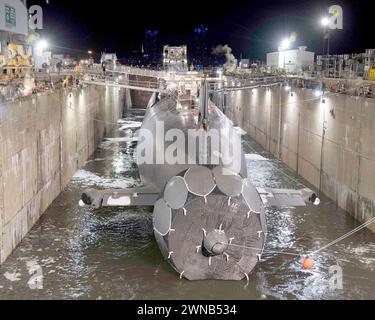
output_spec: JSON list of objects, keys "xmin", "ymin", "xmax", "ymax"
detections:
[
  {"xmin": 163, "ymin": 45, "xmax": 188, "ymax": 71},
  {"xmin": 266, "ymin": 46, "xmax": 315, "ymax": 73},
  {"xmin": 100, "ymin": 52, "xmax": 118, "ymax": 66}
]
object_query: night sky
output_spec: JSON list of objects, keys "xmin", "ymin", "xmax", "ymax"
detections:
[{"xmin": 30, "ymin": 0, "xmax": 372, "ymax": 61}]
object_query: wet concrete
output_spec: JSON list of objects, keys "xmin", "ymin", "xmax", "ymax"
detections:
[
  {"xmin": 0, "ymin": 107, "xmax": 374, "ymax": 300},
  {"xmin": 218, "ymin": 86, "xmax": 375, "ymax": 234}
]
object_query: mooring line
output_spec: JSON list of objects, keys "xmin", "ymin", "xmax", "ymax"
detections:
[
  {"xmin": 226, "ymin": 217, "xmax": 375, "ymax": 259},
  {"xmin": 311, "ymin": 217, "xmax": 375, "ymax": 255},
  {"xmin": 228, "ymin": 243, "xmax": 301, "ymax": 257}
]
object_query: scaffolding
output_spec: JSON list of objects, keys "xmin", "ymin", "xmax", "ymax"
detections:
[{"xmin": 317, "ymin": 49, "xmax": 375, "ymax": 79}]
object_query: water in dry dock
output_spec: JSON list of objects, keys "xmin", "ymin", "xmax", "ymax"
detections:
[{"xmin": 0, "ymin": 107, "xmax": 374, "ymax": 300}]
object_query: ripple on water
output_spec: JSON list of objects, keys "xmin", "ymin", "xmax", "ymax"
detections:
[{"xmin": 72, "ymin": 169, "xmax": 135, "ymax": 189}]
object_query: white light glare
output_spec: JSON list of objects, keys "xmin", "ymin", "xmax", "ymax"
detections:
[
  {"xmin": 285, "ymin": 85, "xmax": 291, "ymax": 91},
  {"xmin": 280, "ymin": 38, "xmax": 291, "ymax": 50},
  {"xmin": 36, "ymin": 39, "xmax": 48, "ymax": 51},
  {"xmin": 315, "ymin": 90, "xmax": 323, "ymax": 97},
  {"xmin": 321, "ymin": 17, "xmax": 330, "ymax": 27}
]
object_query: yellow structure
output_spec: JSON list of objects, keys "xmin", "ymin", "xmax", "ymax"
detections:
[
  {"xmin": 6, "ymin": 43, "xmax": 33, "ymax": 66},
  {"xmin": 368, "ymin": 65, "xmax": 375, "ymax": 81},
  {"xmin": 0, "ymin": 43, "xmax": 33, "ymax": 80}
]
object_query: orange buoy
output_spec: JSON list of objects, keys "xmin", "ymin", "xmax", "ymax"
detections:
[{"xmin": 301, "ymin": 257, "xmax": 314, "ymax": 270}]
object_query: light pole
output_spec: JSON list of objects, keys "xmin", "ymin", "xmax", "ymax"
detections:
[
  {"xmin": 320, "ymin": 17, "xmax": 331, "ymax": 77},
  {"xmin": 277, "ymin": 82, "xmax": 283, "ymax": 159},
  {"xmin": 279, "ymin": 38, "xmax": 291, "ymax": 72},
  {"xmin": 321, "ymin": 17, "xmax": 330, "ymax": 55},
  {"xmin": 87, "ymin": 50, "xmax": 93, "ymax": 67},
  {"xmin": 34, "ymin": 39, "xmax": 48, "ymax": 71}
]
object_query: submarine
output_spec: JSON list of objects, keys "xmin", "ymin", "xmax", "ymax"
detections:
[{"xmin": 79, "ymin": 76, "xmax": 320, "ymax": 281}]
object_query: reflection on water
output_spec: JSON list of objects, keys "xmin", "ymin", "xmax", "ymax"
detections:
[{"xmin": 0, "ymin": 107, "xmax": 374, "ymax": 300}]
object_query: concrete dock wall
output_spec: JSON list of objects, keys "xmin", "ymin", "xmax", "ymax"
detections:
[
  {"xmin": 0, "ymin": 85, "xmax": 126, "ymax": 263},
  {"xmin": 129, "ymin": 75, "xmax": 154, "ymax": 108},
  {"xmin": 214, "ymin": 86, "xmax": 375, "ymax": 233}
]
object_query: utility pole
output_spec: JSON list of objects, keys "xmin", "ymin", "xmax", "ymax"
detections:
[
  {"xmin": 325, "ymin": 28, "xmax": 331, "ymax": 55},
  {"xmin": 277, "ymin": 82, "xmax": 283, "ymax": 159}
]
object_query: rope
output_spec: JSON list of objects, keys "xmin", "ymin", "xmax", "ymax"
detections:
[
  {"xmin": 226, "ymin": 217, "xmax": 375, "ymax": 259},
  {"xmin": 311, "ymin": 216, "xmax": 375, "ymax": 255},
  {"xmin": 228, "ymin": 243, "xmax": 301, "ymax": 257}
]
